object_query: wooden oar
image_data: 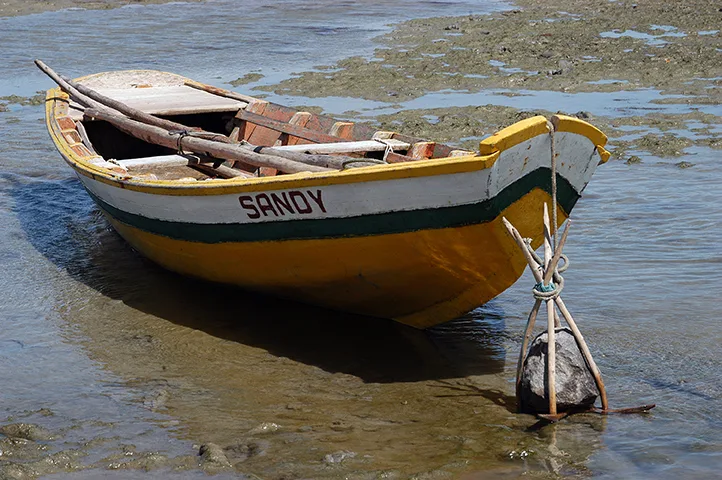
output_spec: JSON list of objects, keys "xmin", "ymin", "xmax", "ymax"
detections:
[
  {"xmin": 35, "ymin": 60, "xmax": 362, "ymax": 172},
  {"xmin": 83, "ymin": 107, "xmax": 332, "ymax": 174},
  {"xmin": 35, "ymin": 60, "xmax": 220, "ymax": 140}
]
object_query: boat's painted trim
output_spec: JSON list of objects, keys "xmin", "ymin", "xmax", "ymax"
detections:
[
  {"xmin": 479, "ymin": 116, "xmax": 551, "ymax": 155},
  {"xmin": 84, "ymin": 167, "xmax": 579, "ymax": 243},
  {"xmin": 69, "ymin": 128, "xmax": 599, "ymax": 232}
]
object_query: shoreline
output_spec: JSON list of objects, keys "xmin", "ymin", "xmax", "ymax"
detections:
[{"xmin": 0, "ymin": 0, "xmax": 204, "ymax": 18}]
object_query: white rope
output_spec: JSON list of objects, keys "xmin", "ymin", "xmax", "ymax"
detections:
[
  {"xmin": 374, "ymin": 138, "xmax": 396, "ymax": 163},
  {"xmin": 547, "ymin": 120, "xmax": 558, "ymax": 249}
]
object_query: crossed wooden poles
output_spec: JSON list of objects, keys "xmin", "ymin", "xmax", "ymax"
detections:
[{"xmin": 502, "ymin": 204, "xmax": 608, "ymax": 419}]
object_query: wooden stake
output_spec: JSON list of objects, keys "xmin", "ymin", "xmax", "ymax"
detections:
[
  {"xmin": 184, "ymin": 80, "xmax": 257, "ymax": 103},
  {"xmin": 502, "ymin": 218, "xmax": 544, "ymax": 284},
  {"xmin": 544, "ymin": 220, "xmax": 571, "ymax": 285},
  {"xmin": 516, "ymin": 298, "xmax": 542, "ymax": 406},
  {"xmin": 554, "ymin": 296, "xmax": 609, "ymax": 411},
  {"xmin": 542, "ymin": 205, "xmax": 558, "ymax": 415}
]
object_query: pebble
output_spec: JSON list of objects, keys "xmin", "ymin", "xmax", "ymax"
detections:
[
  {"xmin": 323, "ymin": 450, "xmax": 356, "ymax": 464},
  {"xmin": 248, "ymin": 422, "xmax": 280, "ymax": 434},
  {"xmin": 199, "ymin": 443, "xmax": 231, "ymax": 468}
]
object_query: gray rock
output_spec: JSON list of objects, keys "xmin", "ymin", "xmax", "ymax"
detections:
[
  {"xmin": 0, "ymin": 423, "xmax": 53, "ymax": 442},
  {"xmin": 519, "ymin": 328, "xmax": 599, "ymax": 414},
  {"xmin": 224, "ymin": 440, "xmax": 268, "ymax": 463},
  {"xmin": 199, "ymin": 443, "xmax": 231, "ymax": 468}
]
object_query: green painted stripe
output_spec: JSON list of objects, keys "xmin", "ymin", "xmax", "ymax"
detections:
[{"xmin": 86, "ymin": 168, "xmax": 580, "ymax": 243}]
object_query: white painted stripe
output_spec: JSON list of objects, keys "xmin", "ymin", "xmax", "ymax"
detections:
[
  {"xmin": 78, "ymin": 131, "xmax": 599, "ymax": 225},
  {"xmin": 79, "ymin": 167, "xmax": 492, "ymax": 224}
]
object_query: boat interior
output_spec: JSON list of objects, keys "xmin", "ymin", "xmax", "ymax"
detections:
[{"xmin": 67, "ymin": 82, "xmax": 475, "ymax": 181}]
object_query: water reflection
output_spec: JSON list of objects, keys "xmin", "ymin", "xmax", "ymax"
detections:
[{"xmin": 11, "ymin": 176, "xmax": 506, "ymax": 384}]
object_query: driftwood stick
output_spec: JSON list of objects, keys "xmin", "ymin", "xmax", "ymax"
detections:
[
  {"xmin": 554, "ymin": 296, "xmax": 609, "ymax": 411},
  {"xmin": 516, "ymin": 298, "xmax": 542, "ymax": 407},
  {"xmin": 546, "ymin": 299, "xmax": 557, "ymax": 415},
  {"xmin": 543, "ymin": 220, "xmax": 571, "ymax": 285},
  {"xmin": 538, "ymin": 404, "xmax": 655, "ymax": 423},
  {"xmin": 542, "ymin": 205, "xmax": 558, "ymax": 414},
  {"xmin": 190, "ymin": 162, "xmax": 254, "ymax": 179},
  {"xmin": 591, "ymin": 404, "xmax": 655, "ymax": 414},
  {"xmin": 84, "ymin": 107, "xmax": 332, "ymax": 174},
  {"xmin": 502, "ymin": 218, "xmax": 544, "ymax": 284},
  {"xmin": 258, "ymin": 146, "xmax": 348, "ymax": 169},
  {"xmin": 542, "ymin": 204, "xmax": 560, "ymax": 331},
  {"xmin": 542, "ymin": 204, "xmax": 553, "ymax": 276}
]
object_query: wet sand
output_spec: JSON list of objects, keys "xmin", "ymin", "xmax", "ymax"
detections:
[
  {"xmin": 1, "ymin": 0, "xmax": 721, "ymax": 478},
  {"xmin": 0, "ymin": 0, "xmax": 202, "ymax": 17},
  {"xmin": 262, "ymin": 0, "xmax": 721, "ymax": 160}
]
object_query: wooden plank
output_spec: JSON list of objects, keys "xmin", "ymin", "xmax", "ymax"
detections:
[
  {"xmin": 408, "ymin": 142, "xmax": 436, "ymax": 159},
  {"xmin": 116, "ymin": 154, "xmax": 254, "ymax": 179},
  {"xmin": 247, "ymin": 103, "xmax": 296, "ymax": 146},
  {"xmin": 330, "ymin": 121, "xmax": 354, "ymax": 139},
  {"xmin": 69, "ymin": 85, "xmax": 245, "ymax": 120},
  {"xmin": 234, "ymin": 110, "xmax": 348, "ymax": 144},
  {"xmin": 450, "ymin": 149, "xmax": 476, "ymax": 157},
  {"xmin": 117, "ymin": 154, "xmax": 196, "ymax": 168},
  {"xmin": 273, "ymin": 139, "xmax": 410, "ymax": 154},
  {"xmin": 231, "ymin": 99, "xmax": 268, "ymax": 142},
  {"xmin": 274, "ymin": 112, "xmax": 313, "ymax": 147},
  {"xmin": 385, "ymin": 152, "xmax": 418, "ymax": 164}
]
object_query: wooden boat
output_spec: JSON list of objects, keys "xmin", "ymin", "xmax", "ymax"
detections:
[{"xmin": 42, "ymin": 66, "xmax": 609, "ymax": 328}]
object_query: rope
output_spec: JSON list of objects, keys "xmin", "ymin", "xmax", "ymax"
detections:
[
  {"xmin": 532, "ymin": 275, "xmax": 564, "ymax": 301},
  {"xmin": 341, "ymin": 138, "xmax": 396, "ymax": 169},
  {"xmin": 523, "ymin": 237, "xmax": 568, "ymax": 300},
  {"xmin": 547, "ymin": 120, "xmax": 558, "ymax": 250},
  {"xmin": 375, "ymin": 138, "xmax": 397, "ymax": 163},
  {"xmin": 524, "ymin": 238, "xmax": 569, "ymax": 274},
  {"xmin": 341, "ymin": 158, "xmax": 387, "ymax": 169},
  {"xmin": 169, "ymin": 129, "xmax": 190, "ymax": 155}
]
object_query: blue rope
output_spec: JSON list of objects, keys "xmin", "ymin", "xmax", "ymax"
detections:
[{"xmin": 534, "ymin": 281, "xmax": 556, "ymax": 293}]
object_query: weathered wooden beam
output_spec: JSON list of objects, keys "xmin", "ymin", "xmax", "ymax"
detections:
[
  {"xmin": 272, "ymin": 139, "xmax": 410, "ymax": 154},
  {"xmin": 234, "ymin": 110, "xmax": 347, "ymax": 144},
  {"xmin": 83, "ymin": 107, "xmax": 332, "ymax": 174},
  {"xmin": 35, "ymin": 59, "xmax": 231, "ymax": 143}
]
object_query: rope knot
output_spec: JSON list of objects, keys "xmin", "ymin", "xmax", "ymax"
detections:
[
  {"xmin": 532, "ymin": 274, "xmax": 564, "ymax": 300},
  {"xmin": 169, "ymin": 129, "xmax": 190, "ymax": 155}
]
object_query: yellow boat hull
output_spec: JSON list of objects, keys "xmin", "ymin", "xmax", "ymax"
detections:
[
  {"xmin": 44, "ymin": 70, "xmax": 608, "ymax": 328},
  {"xmin": 106, "ymin": 187, "xmax": 561, "ymax": 328}
]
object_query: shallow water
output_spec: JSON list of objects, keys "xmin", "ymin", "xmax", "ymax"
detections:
[{"xmin": 1, "ymin": 0, "xmax": 721, "ymax": 478}]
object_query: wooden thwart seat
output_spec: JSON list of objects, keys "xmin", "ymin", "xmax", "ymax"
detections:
[{"xmin": 69, "ymin": 85, "xmax": 246, "ymax": 120}]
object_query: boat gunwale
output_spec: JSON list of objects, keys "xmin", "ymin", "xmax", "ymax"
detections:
[{"xmin": 45, "ymin": 69, "xmax": 607, "ymax": 197}]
